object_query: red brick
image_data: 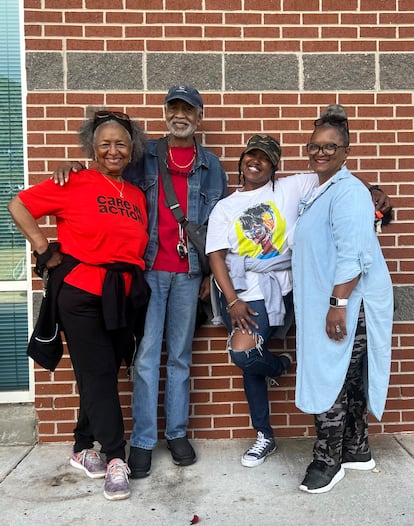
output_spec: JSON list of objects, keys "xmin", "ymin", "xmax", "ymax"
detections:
[
  {"xmin": 186, "ymin": 40, "xmax": 225, "ymax": 52},
  {"xmin": 67, "ymin": 40, "xmax": 105, "ymax": 51},
  {"xmin": 37, "ymin": 409, "xmax": 77, "ymax": 421},
  {"xmin": 194, "ymin": 429, "xmax": 231, "ymax": 439},
  {"xmin": 25, "ymin": 38, "xmax": 64, "ymax": 50},
  {"xmin": 25, "ymin": 10, "xmax": 62, "ymax": 23},
  {"xmin": 194, "ymin": 404, "xmax": 231, "ymax": 415},
  {"xmin": 46, "ymin": 0, "xmax": 83, "ymax": 7},
  {"xmin": 146, "ymin": 40, "xmax": 184, "ymax": 51}
]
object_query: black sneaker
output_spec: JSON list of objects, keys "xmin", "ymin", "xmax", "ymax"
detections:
[
  {"xmin": 266, "ymin": 353, "xmax": 293, "ymax": 388},
  {"xmin": 342, "ymin": 451, "xmax": 376, "ymax": 470},
  {"xmin": 299, "ymin": 460, "xmax": 345, "ymax": 494},
  {"xmin": 241, "ymin": 431, "xmax": 277, "ymax": 467},
  {"xmin": 167, "ymin": 437, "xmax": 196, "ymax": 466},
  {"xmin": 128, "ymin": 446, "xmax": 152, "ymax": 479},
  {"xmin": 279, "ymin": 352, "xmax": 293, "ymax": 372}
]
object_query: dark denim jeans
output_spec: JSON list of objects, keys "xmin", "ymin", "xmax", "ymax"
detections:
[{"xmin": 220, "ymin": 294, "xmax": 293, "ymax": 438}]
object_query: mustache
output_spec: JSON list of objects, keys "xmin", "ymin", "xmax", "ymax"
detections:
[{"xmin": 171, "ymin": 118, "xmax": 190, "ymax": 126}]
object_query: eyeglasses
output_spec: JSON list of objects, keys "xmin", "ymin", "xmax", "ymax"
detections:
[
  {"xmin": 93, "ymin": 110, "xmax": 132, "ymax": 134},
  {"xmin": 306, "ymin": 143, "xmax": 347, "ymax": 155},
  {"xmin": 94, "ymin": 111, "xmax": 130, "ymax": 122}
]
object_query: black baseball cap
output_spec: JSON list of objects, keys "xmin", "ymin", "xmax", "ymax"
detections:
[{"xmin": 164, "ymin": 85, "xmax": 204, "ymax": 109}]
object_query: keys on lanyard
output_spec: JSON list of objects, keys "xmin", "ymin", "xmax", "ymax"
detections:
[
  {"xmin": 176, "ymin": 223, "xmax": 188, "ymax": 259},
  {"xmin": 375, "ymin": 211, "xmax": 383, "ymax": 234}
]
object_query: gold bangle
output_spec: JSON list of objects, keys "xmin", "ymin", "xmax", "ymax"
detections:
[{"xmin": 226, "ymin": 298, "xmax": 240, "ymax": 312}]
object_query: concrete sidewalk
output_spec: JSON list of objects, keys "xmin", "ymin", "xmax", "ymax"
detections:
[{"xmin": 0, "ymin": 434, "xmax": 413, "ymax": 526}]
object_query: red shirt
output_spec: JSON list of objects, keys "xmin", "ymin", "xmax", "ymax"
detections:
[
  {"xmin": 153, "ymin": 145, "xmax": 195, "ymax": 272},
  {"xmin": 19, "ymin": 168, "xmax": 148, "ymax": 296}
]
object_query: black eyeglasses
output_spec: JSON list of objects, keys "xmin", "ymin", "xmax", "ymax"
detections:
[{"xmin": 306, "ymin": 143, "xmax": 347, "ymax": 155}]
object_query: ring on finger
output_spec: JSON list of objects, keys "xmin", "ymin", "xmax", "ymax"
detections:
[{"xmin": 335, "ymin": 325, "xmax": 341, "ymax": 333}]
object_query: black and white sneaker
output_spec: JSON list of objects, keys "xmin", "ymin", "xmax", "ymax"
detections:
[
  {"xmin": 342, "ymin": 451, "xmax": 376, "ymax": 470},
  {"xmin": 299, "ymin": 460, "xmax": 345, "ymax": 494},
  {"xmin": 241, "ymin": 431, "xmax": 277, "ymax": 467}
]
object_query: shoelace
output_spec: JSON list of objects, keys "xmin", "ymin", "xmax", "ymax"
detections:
[
  {"xmin": 246, "ymin": 433, "xmax": 271, "ymax": 455},
  {"xmin": 82, "ymin": 449, "xmax": 103, "ymax": 466},
  {"xmin": 106, "ymin": 460, "xmax": 131, "ymax": 481},
  {"xmin": 266, "ymin": 377, "xmax": 279, "ymax": 387}
]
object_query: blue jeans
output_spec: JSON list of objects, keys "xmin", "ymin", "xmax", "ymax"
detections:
[
  {"xmin": 220, "ymin": 295, "xmax": 292, "ymax": 438},
  {"xmin": 131, "ymin": 270, "xmax": 202, "ymax": 449}
]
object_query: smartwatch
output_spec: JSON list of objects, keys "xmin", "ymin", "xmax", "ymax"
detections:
[{"xmin": 329, "ymin": 296, "xmax": 348, "ymax": 307}]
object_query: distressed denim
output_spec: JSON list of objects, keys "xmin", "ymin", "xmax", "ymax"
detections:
[{"xmin": 221, "ymin": 295, "xmax": 292, "ymax": 437}]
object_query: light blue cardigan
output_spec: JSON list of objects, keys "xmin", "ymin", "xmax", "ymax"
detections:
[{"xmin": 292, "ymin": 167, "xmax": 393, "ymax": 420}]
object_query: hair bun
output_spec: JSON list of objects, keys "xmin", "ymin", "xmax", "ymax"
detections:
[{"xmin": 319, "ymin": 104, "xmax": 348, "ymax": 123}]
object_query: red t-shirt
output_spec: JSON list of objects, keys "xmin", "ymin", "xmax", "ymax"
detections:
[
  {"xmin": 153, "ymin": 145, "xmax": 195, "ymax": 272},
  {"xmin": 19, "ymin": 168, "xmax": 148, "ymax": 296}
]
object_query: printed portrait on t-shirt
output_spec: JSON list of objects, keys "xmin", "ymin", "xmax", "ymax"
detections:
[{"xmin": 235, "ymin": 202, "xmax": 286, "ymax": 259}]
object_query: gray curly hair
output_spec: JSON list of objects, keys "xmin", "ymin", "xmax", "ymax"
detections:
[{"xmin": 78, "ymin": 106, "xmax": 146, "ymax": 163}]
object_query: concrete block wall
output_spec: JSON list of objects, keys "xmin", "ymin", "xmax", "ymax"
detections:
[{"xmin": 23, "ymin": 1, "xmax": 414, "ymax": 442}]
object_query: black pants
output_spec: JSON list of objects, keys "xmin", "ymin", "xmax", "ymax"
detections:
[{"xmin": 57, "ymin": 283, "xmax": 130, "ymax": 462}]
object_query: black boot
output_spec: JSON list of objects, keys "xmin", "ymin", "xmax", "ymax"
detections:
[{"xmin": 128, "ymin": 446, "xmax": 152, "ymax": 479}]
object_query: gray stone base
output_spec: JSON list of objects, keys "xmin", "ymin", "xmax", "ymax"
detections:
[{"xmin": 0, "ymin": 403, "xmax": 37, "ymax": 445}]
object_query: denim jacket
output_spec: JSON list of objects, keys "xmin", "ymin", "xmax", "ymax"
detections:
[{"xmin": 123, "ymin": 138, "xmax": 227, "ymax": 276}]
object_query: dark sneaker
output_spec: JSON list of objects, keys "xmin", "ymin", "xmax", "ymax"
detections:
[
  {"xmin": 70, "ymin": 449, "xmax": 107, "ymax": 479},
  {"xmin": 266, "ymin": 353, "xmax": 293, "ymax": 388},
  {"xmin": 167, "ymin": 437, "xmax": 196, "ymax": 466},
  {"xmin": 128, "ymin": 446, "xmax": 152, "ymax": 479},
  {"xmin": 299, "ymin": 460, "xmax": 345, "ymax": 494},
  {"xmin": 103, "ymin": 458, "xmax": 131, "ymax": 501},
  {"xmin": 241, "ymin": 431, "xmax": 277, "ymax": 467},
  {"xmin": 342, "ymin": 451, "xmax": 376, "ymax": 470},
  {"xmin": 279, "ymin": 352, "xmax": 293, "ymax": 371}
]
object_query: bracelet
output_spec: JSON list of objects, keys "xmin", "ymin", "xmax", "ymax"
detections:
[
  {"xmin": 368, "ymin": 185, "xmax": 382, "ymax": 192},
  {"xmin": 226, "ymin": 297, "xmax": 240, "ymax": 312}
]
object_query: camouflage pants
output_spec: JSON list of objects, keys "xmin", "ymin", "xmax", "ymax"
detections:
[{"xmin": 313, "ymin": 306, "xmax": 370, "ymax": 467}]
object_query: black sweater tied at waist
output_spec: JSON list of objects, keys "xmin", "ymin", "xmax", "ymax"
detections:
[{"xmin": 28, "ymin": 253, "xmax": 150, "ymax": 371}]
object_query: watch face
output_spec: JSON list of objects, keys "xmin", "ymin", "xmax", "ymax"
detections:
[{"xmin": 329, "ymin": 297, "xmax": 337, "ymax": 306}]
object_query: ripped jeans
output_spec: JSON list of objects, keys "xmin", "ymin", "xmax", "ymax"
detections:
[{"xmin": 220, "ymin": 294, "xmax": 293, "ymax": 438}]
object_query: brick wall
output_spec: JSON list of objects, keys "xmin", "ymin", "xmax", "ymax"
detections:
[{"xmin": 23, "ymin": 1, "xmax": 414, "ymax": 442}]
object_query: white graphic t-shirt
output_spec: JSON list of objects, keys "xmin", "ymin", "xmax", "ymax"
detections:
[{"xmin": 206, "ymin": 173, "xmax": 318, "ymax": 302}]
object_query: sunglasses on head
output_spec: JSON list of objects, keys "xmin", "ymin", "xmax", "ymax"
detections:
[
  {"xmin": 92, "ymin": 111, "xmax": 132, "ymax": 134},
  {"xmin": 94, "ymin": 110, "xmax": 130, "ymax": 121}
]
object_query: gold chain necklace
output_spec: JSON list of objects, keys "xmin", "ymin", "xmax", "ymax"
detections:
[
  {"xmin": 102, "ymin": 174, "xmax": 125, "ymax": 198},
  {"xmin": 168, "ymin": 144, "xmax": 196, "ymax": 170}
]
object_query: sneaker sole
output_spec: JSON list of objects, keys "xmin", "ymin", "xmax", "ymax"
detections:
[
  {"xmin": 342, "ymin": 458, "xmax": 376, "ymax": 471},
  {"xmin": 299, "ymin": 466, "xmax": 345, "ymax": 494},
  {"xmin": 241, "ymin": 445, "xmax": 277, "ymax": 468},
  {"xmin": 70, "ymin": 458, "xmax": 106, "ymax": 479},
  {"xmin": 103, "ymin": 489, "xmax": 131, "ymax": 501},
  {"xmin": 171, "ymin": 456, "xmax": 196, "ymax": 466}
]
